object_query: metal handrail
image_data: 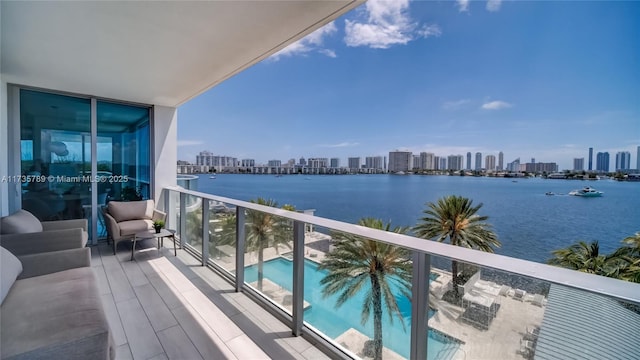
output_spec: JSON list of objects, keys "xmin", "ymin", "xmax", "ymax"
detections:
[{"xmin": 164, "ymin": 186, "xmax": 640, "ymax": 305}]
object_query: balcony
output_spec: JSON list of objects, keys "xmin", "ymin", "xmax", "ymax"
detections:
[{"xmin": 89, "ymin": 186, "xmax": 640, "ymax": 360}]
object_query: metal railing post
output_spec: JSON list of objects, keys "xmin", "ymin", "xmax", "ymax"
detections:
[
  {"xmin": 410, "ymin": 251, "xmax": 431, "ymax": 360},
  {"xmin": 291, "ymin": 220, "xmax": 305, "ymax": 336},
  {"xmin": 201, "ymin": 198, "xmax": 209, "ymax": 266},
  {"xmin": 235, "ymin": 206, "xmax": 245, "ymax": 292},
  {"xmin": 179, "ymin": 192, "xmax": 186, "ymax": 248},
  {"xmin": 164, "ymin": 189, "xmax": 170, "ymax": 229}
]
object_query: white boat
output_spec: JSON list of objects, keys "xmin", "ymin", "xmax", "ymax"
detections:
[
  {"xmin": 569, "ymin": 186, "xmax": 603, "ymax": 197},
  {"xmin": 209, "ymin": 175, "xmax": 216, "ymax": 179}
]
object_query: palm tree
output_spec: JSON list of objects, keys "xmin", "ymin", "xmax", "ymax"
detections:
[
  {"xmin": 547, "ymin": 240, "xmax": 626, "ymax": 278},
  {"xmin": 623, "ymin": 232, "xmax": 640, "ymax": 255},
  {"xmin": 245, "ymin": 198, "xmax": 296, "ymax": 291},
  {"xmin": 319, "ymin": 218, "xmax": 412, "ymax": 360},
  {"xmin": 548, "ymin": 238, "xmax": 640, "ymax": 283},
  {"xmin": 209, "ymin": 212, "xmax": 236, "ymax": 259},
  {"xmin": 413, "ymin": 195, "xmax": 500, "ymax": 290}
]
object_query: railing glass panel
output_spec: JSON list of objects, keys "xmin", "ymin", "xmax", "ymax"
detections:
[
  {"xmin": 243, "ymin": 210, "xmax": 296, "ymax": 314},
  {"xmin": 164, "ymin": 187, "xmax": 640, "ymax": 360},
  {"xmin": 182, "ymin": 194, "xmax": 203, "ymax": 253},
  {"xmin": 207, "ymin": 200, "xmax": 237, "ymax": 274},
  {"xmin": 303, "ymin": 226, "xmax": 413, "ymax": 359}
]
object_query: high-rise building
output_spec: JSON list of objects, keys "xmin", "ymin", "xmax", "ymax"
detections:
[
  {"xmin": 573, "ymin": 158, "xmax": 584, "ymax": 171},
  {"xmin": 485, "ymin": 155, "xmax": 496, "ymax": 171},
  {"xmin": 422, "ymin": 152, "xmax": 435, "ymax": 170},
  {"xmin": 475, "ymin": 152, "xmax": 482, "ymax": 170},
  {"xmin": 637, "ymin": 146, "xmax": 640, "ymax": 170},
  {"xmin": 195, "ymin": 151, "xmax": 237, "ymax": 170},
  {"xmin": 330, "ymin": 158, "xmax": 340, "ymax": 168},
  {"xmin": 498, "ymin": 151, "xmax": 504, "ymax": 171},
  {"xmin": 348, "ymin": 157, "xmax": 361, "ymax": 170},
  {"xmin": 596, "ymin": 152, "xmax": 610, "ymax": 172},
  {"xmin": 588, "ymin": 147, "xmax": 593, "ymax": 171},
  {"xmin": 440, "ymin": 157, "xmax": 447, "ymax": 170},
  {"xmin": 507, "ymin": 158, "xmax": 520, "ymax": 172},
  {"xmin": 388, "ymin": 151, "xmax": 412, "ymax": 173},
  {"xmin": 308, "ymin": 158, "xmax": 328, "ymax": 168},
  {"xmin": 267, "ymin": 160, "xmax": 281, "ymax": 167},
  {"xmin": 413, "ymin": 155, "xmax": 421, "ymax": 169},
  {"xmin": 615, "ymin": 151, "xmax": 631, "ymax": 170},
  {"xmin": 466, "ymin": 152, "xmax": 472, "ymax": 170},
  {"xmin": 299, "ymin": 157, "xmax": 306, "ymax": 166},
  {"xmin": 447, "ymin": 155, "xmax": 463, "ymax": 171},
  {"xmin": 365, "ymin": 156, "xmax": 384, "ymax": 171},
  {"xmin": 433, "ymin": 156, "xmax": 440, "ymax": 170},
  {"xmin": 241, "ymin": 159, "xmax": 255, "ymax": 167}
]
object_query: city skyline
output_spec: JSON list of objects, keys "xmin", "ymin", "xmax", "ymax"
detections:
[
  {"xmin": 177, "ymin": 1, "xmax": 639, "ymax": 171},
  {"xmin": 185, "ymin": 146, "xmax": 638, "ymax": 173}
]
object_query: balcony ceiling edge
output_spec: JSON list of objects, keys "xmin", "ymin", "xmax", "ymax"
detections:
[{"xmin": 1, "ymin": 1, "xmax": 364, "ymax": 107}]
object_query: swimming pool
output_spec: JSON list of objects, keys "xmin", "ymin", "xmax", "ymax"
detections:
[{"xmin": 244, "ymin": 257, "xmax": 461, "ymax": 359}]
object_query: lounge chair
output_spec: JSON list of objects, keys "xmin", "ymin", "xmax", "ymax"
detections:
[
  {"xmin": 519, "ymin": 339, "xmax": 536, "ymax": 359},
  {"xmin": 526, "ymin": 326, "xmax": 540, "ymax": 337},
  {"xmin": 532, "ymin": 294, "xmax": 546, "ymax": 307},
  {"xmin": 513, "ymin": 289, "xmax": 527, "ymax": 301},
  {"xmin": 499, "ymin": 285, "xmax": 511, "ymax": 296}
]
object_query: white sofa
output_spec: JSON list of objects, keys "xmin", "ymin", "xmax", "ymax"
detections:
[{"xmin": 0, "ymin": 210, "xmax": 88, "ymax": 256}]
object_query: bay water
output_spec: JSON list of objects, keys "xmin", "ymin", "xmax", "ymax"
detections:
[{"xmin": 197, "ymin": 174, "xmax": 639, "ymax": 263}]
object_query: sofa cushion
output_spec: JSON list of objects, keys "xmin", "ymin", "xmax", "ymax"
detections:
[
  {"xmin": 0, "ymin": 247, "xmax": 23, "ymax": 305},
  {"xmin": 107, "ymin": 200, "xmax": 154, "ymax": 222},
  {"xmin": 0, "ymin": 209, "xmax": 43, "ymax": 234},
  {"xmin": 1, "ymin": 267, "xmax": 113, "ymax": 360},
  {"xmin": 118, "ymin": 219, "xmax": 154, "ymax": 236}
]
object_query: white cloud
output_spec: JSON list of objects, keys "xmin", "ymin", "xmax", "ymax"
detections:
[
  {"xmin": 443, "ymin": 99, "xmax": 471, "ymax": 110},
  {"xmin": 481, "ymin": 100, "xmax": 513, "ymax": 110},
  {"xmin": 486, "ymin": 0, "xmax": 502, "ymax": 12},
  {"xmin": 177, "ymin": 140, "xmax": 204, "ymax": 147},
  {"xmin": 456, "ymin": 0, "xmax": 470, "ymax": 12},
  {"xmin": 344, "ymin": 0, "xmax": 441, "ymax": 49},
  {"xmin": 271, "ymin": 22, "xmax": 338, "ymax": 60},
  {"xmin": 318, "ymin": 49, "xmax": 337, "ymax": 58},
  {"xmin": 318, "ymin": 142, "xmax": 360, "ymax": 148}
]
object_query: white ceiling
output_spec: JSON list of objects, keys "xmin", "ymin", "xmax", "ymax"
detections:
[{"xmin": 1, "ymin": 1, "xmax": 361, "ymax": 107}]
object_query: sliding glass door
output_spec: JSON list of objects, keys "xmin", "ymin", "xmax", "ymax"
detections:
[
  {"xmin": 96, "ymin": 101, "xmax": 151, "ymax": 204},
  {"xmin": 18, "ymin": 88, "xmax": 151, "ymax": 244},
  {"xmin": 20, "ymin": 90, "xmax": 92, "ymax": 222}
]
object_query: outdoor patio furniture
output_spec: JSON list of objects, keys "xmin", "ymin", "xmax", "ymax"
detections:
[
  {"xmin": 0, "ymin": 209, "xmax": 88, "ymax": 256},
  {"xmin": 499, "ymin": 285, "xmax": 511, "ymax": 296},
  {"xmin": 1, "ymin": 246, "xmax": 114, "ymax": 359},
  {"xmin": 102, "ymin": 200, "xmax": 166, "ymax": 255},
  {"xmin": 532, "ymin": 294, "xmax": 546, "ymax": 307},
  {"xmin": 514, "ymin": 289, "xmax": 527, "ymax": 301}
]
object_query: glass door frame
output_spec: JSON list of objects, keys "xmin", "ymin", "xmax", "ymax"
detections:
[{"xmin": 7, "ymin": 84, "xmax": 154, "ymax": 245}]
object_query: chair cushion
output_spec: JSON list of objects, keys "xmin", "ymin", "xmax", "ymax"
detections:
[
  {"xmin": 1, "ymin": 267, "xmax": 112, "ymax": 359},
  {"xmin": 1, "ymin": 246, "xmax": 23, "ymax": 305},
  {"xmin": 107, "ymin": 200, "xmax": 154, "ymax": 222},
  {"xmin": 118, "ymin": 219, "xmax": 154, "ymax": 236},
  {"xmin": 0, "ymin": 209, "xmax": 43, "ymax": 234}
]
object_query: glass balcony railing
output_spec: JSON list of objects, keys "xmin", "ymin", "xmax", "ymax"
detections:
[{"xmin": 162, "ymin": 186, "xmax": 640, "ymax": 360}]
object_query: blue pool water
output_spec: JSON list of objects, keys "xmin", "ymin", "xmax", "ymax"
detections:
[{"xmin": 244, "ymin": 258, "xmax": 461, "ymax": 359}]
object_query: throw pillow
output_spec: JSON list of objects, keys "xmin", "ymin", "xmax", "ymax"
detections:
[
  {"xmin": 0, "ymin": 246, "xmax": 23, "ymax": 304},
  {"xmin": 0, "ymin": 209, "xmax": 44, "ymax": 234}
]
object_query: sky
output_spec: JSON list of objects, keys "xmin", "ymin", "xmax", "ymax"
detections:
[{"xmin": 178, "ymin": 0, "xmax": 640, "ymax": 171}]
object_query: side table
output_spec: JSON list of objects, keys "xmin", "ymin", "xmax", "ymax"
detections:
[{"xmin": 131, "ymin": 228, "xmax": 178, "ymax": 261}]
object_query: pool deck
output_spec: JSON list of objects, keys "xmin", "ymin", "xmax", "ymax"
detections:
[
  {"xmin": 335, "ymin": 328, "xmax": 404, "ymax": 360},
  {"xmin": 248, "ymin": 278, "xmax": 312, "ymax": 312},
  {"xmin": 215, "ymin": 232, "xmax": 548, "ymax": 359}
]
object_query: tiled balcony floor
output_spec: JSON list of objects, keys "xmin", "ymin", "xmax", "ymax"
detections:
[{"xmin": 92, "ymin": 240, "xmax": 329, "ymax": 360}]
